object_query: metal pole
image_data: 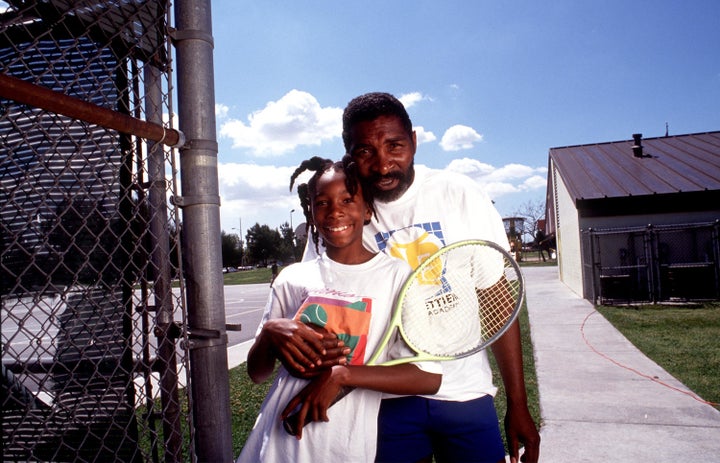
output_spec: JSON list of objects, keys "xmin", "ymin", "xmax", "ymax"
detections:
[
  {"xmin": 173, "ymin": 1, "xmax": 233, "ymax": 461},
  {"xmin": 146, "ymin": 63, "xmax": 184, "ymax": 462}
]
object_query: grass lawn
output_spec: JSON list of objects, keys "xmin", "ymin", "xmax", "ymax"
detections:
[
  {"xmin": 229, "ymin": 365, "xmax": 274, "ymax": 456},
  {"xmin": 596, "ymin": 302, "xmax": 720, "ymax": 410},
  {"xmin": 223, "ymin": 266, "xmax": 275, "ymax": 285},
  {"xmin": 490, "ymin": 303, "xmax": 542, "ymax": 446},
  {"xmin": 517, "ymin": 250, "xmax": 557, "ymax": 266}
]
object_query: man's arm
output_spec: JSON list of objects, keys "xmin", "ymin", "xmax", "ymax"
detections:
[{"xmin": 490, "ymin": 320, "xmax": 540, "ymax": 463}]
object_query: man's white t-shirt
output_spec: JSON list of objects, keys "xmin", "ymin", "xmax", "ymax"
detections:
[{"xmin": 304, "ymin": 166, "xmax": 509, "ymax": 401}]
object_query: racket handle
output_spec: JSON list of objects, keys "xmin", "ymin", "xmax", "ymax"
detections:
[{"xmin": 282, "ymin": 386, "xmax": 356, "ymax": 435}]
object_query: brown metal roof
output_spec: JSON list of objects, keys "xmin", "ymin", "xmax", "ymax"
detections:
[{"xmin": 549, "ymin": 131, "xmax": 720, "ymax": 202}]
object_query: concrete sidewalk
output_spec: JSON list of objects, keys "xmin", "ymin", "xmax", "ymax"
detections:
[{"xmin": 524, "ymin": 266, "xmax": 720, "ymax": 462}]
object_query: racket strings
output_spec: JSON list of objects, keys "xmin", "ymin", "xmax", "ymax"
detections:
[
  {"xmin": 401, "ymin": 247, "xmax": 521, "ymax": 358},
  {"xmin": 477, "ymin": 272, "xmax": 520, "ymax": 340},
  {"xmin": 400, "ymin": 268, "xmax": 478, "ymax": 357}
]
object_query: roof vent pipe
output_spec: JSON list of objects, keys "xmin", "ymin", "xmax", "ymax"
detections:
[{"xmin": 632, "ymin": 133, "xmax": 643, "ymax": 158}]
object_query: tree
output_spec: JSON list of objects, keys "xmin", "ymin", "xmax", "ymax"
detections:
[
  {"xmin": 293, "ymin": 233, "xmax": 307, "ymax": 262},
  {"xmin": 278, "ymin": 221, "xmax": 296, "ymax": 263},
  {"xmin": 512, "ymin": 199, "xmax": 546, "ymax": 244},
  {"xmin": 245, "ymin": 223, "xmax": 283, "ymax": 266},
  {"xmin": 220, "ymin": 231, "xmax": 242, "ymax": 267}
]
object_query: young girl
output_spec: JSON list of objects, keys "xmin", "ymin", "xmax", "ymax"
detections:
[{"xmin": 236, "ymin": 157, "xmax": 441, "ymax": 462}]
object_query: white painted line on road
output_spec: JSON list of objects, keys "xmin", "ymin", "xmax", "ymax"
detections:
[
  {"xmin": 6, "ymin": 337, "xmax": 56, "ymax": 347},
  {"xmin": 228, "ymin": 339, "xmax": 253, "ymax": 369},
  {"xmin": 225, "ymin": 308, "xmax": 264, "ymax": 318}
]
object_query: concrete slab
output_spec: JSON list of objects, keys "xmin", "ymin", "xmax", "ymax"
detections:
[{"xmin": 523, "ymin": 266, "xmax": 720, "ymax": 462}]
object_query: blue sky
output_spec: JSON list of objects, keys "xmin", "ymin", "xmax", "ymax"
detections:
[{"xmin": 210, "ymin": 0, "xmax": 719, "ymax": 234}]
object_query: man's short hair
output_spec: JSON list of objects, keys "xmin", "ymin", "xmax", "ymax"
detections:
[{"xmin": 342, "ymin": 92, "xmax": 413, "ymax": 152}]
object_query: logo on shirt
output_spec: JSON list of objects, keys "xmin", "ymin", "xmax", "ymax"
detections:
[
  {"xmin": 374, "ymin": 222, "xmax": 445, "ymax": 271},
  {"xmin": 294, "ymin": 292, "xmax": 373, "ymax": 365},
  {"xmin": 374, "ymin": 223, "xmax": 456, "ymax": 297}
]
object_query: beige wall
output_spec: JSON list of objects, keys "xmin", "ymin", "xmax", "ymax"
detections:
[{"xmin": 552, "ymin": 162, "xmax": 584, "ymax": 296}]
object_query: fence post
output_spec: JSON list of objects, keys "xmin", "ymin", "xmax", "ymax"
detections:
[
  {"xmin": 645, "ymin": 224, "xmax": 657, "ymax": 303},
  {"xmin": 173, "ymin": 0, "xmax": 233, "ymax": 461},
  {"xmin": 587, "ymin": 228, "xmax": 598, "ymax": 304},
  {"xmin": 146, "ymin": 63, "xmax": 184, "ymax": 461},
  {"xmin": 714, "ymin": 220, "xmax": 720, "ymax": 299}
]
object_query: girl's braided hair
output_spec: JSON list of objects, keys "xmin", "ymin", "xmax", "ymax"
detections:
[{"xmin": 289, "ymin": 155, "xmax": 375, "ymax": 253}]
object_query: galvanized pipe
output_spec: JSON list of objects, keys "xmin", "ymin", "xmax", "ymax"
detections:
[
  {"xmin": 173, "ymin": 0, "xmax": 233, "ymax": 461},
  {"xmin": 0, "ymin": 73, "xmax": 184, "ymax": 147},
  {"xmin": 145, "ymin": 62, "xmax": 184, "ymax": 462}
]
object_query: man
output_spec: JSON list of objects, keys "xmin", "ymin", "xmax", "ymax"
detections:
[{"xmin": 339, "ymin": 92, "xmax": 539, "ymax": 463}]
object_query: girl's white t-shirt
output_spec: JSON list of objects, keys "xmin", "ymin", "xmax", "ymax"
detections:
[{"xmin": 237, "ymin": 252, "xmax": 438, "ymax": 463}]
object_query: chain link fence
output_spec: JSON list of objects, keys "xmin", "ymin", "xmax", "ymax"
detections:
[
  {"xmin": 581, "ymin": 221, "xmax": 720, "ymax": 304},
  {"xmin": 0, "ymin": 1, "xmax": 226, "ymax": 461}
]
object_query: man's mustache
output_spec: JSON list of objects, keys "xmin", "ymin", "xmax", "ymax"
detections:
[{"xmin": 367, "ymin": 171, "xmax": 405, "ymax": 184}]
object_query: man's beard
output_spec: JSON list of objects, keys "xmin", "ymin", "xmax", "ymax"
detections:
[{"xmin": 368, "ymin": 162, "xmax": 415, "ymax": 203}]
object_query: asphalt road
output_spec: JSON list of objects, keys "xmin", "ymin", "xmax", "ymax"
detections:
[
  {"xmin": 3, "ymin": 283, "xmax": 269, "ymax": 361},
  {"xmin": 223, "ymin": 283, "xmax": 269, "ymax": 347},
  {"xmin": 2, "ymin": 283, "xmax": 270, "ymax": 398}
]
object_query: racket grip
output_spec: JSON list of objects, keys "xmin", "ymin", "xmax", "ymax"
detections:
[{"xmin": 282, "ymin": 386, "xmax": 356, "ymax": 435}]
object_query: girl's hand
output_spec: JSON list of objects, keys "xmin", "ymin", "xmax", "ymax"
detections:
[
  {"xmin": 280, "ymin": 366, "xmax": 348, "ymax": 439},
  {"xmin": 263, "ymin": 319, "xmax": 349, "ymax": 377}
]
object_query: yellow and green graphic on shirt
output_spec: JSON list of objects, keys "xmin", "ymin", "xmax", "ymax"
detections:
[{"xmin": 382, "ymin": 229, "xmax": 445, "ymax": 286}]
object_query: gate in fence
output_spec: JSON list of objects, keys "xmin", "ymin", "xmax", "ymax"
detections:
[
  {"xmin": 581, "ymin": 221, "xmax": 720, "ymax": 305},
  {"xmin": 1, "ymin": 1, "xmax": 231, "ymax": 461}
]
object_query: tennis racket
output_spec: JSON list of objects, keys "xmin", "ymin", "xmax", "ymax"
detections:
[{"xmin": 283, "ymin": 239, "xmax": 524, "ymax": 435}]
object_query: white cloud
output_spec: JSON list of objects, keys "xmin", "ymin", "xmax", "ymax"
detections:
[
  {"xmin": 414, "ymin": 126, "xmax": 437, "ymax": 145},
  {"xmin": 448, "ymin": 84, "xmax": 462, "ymax": 100},
  {"xmin": 519, "ymin": 174, "xmax": 549, "ymax": 191},
  {"xmin": 482, "ymin": 182, "xmax": 523, "ymax": 199},
  {"xmin": 398, "ymin": 92, "xmax": 428, "ymax": 108},
  {"xmin": 217, "ymin": 162, "xmax": 306, "ymax": 231},
  {"xmin": 216, "ymin": 103, "xmax": 229, "ymax": 120},
  {"xmin": 216, "ymin": 157, "xmax": 548, "ymax": 232},
  {"xmin": 488, "ymin": 163, "xmax": 536, "ymax": 181},
  {"xmin": 444, "ymin": 158, "xmax": 547, "ymax": 201},
  {"xmin": 445, "ymin": 158, "xmax": 495, "ymax": 177},
  {"xmin": 218, "ymin": 90, "xmax": 342, "ymax": 156},
  {"xmin": 218, "ymin": 163, "xmax": 297, "ymax": 200},
  {"xmin": 440, "ymin": 125, "xmax": 483, "ymax": 151}
]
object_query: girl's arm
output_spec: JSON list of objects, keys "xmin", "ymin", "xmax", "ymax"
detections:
[
  {"xmin": 337, "ymin": 364, "xmax": 441, "ymax": 395},
  {"xmin": 281, "ymin": 364, "xmax": 441, "ymax": 438},
  {"xmin": 247, "ymin": 318, "xmax": 350, "ymax": 383}
]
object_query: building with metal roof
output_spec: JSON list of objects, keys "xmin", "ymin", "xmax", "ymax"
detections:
[{"xmin": 545, "ymin": 131, "xmax": 720, "ymax": 303}]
